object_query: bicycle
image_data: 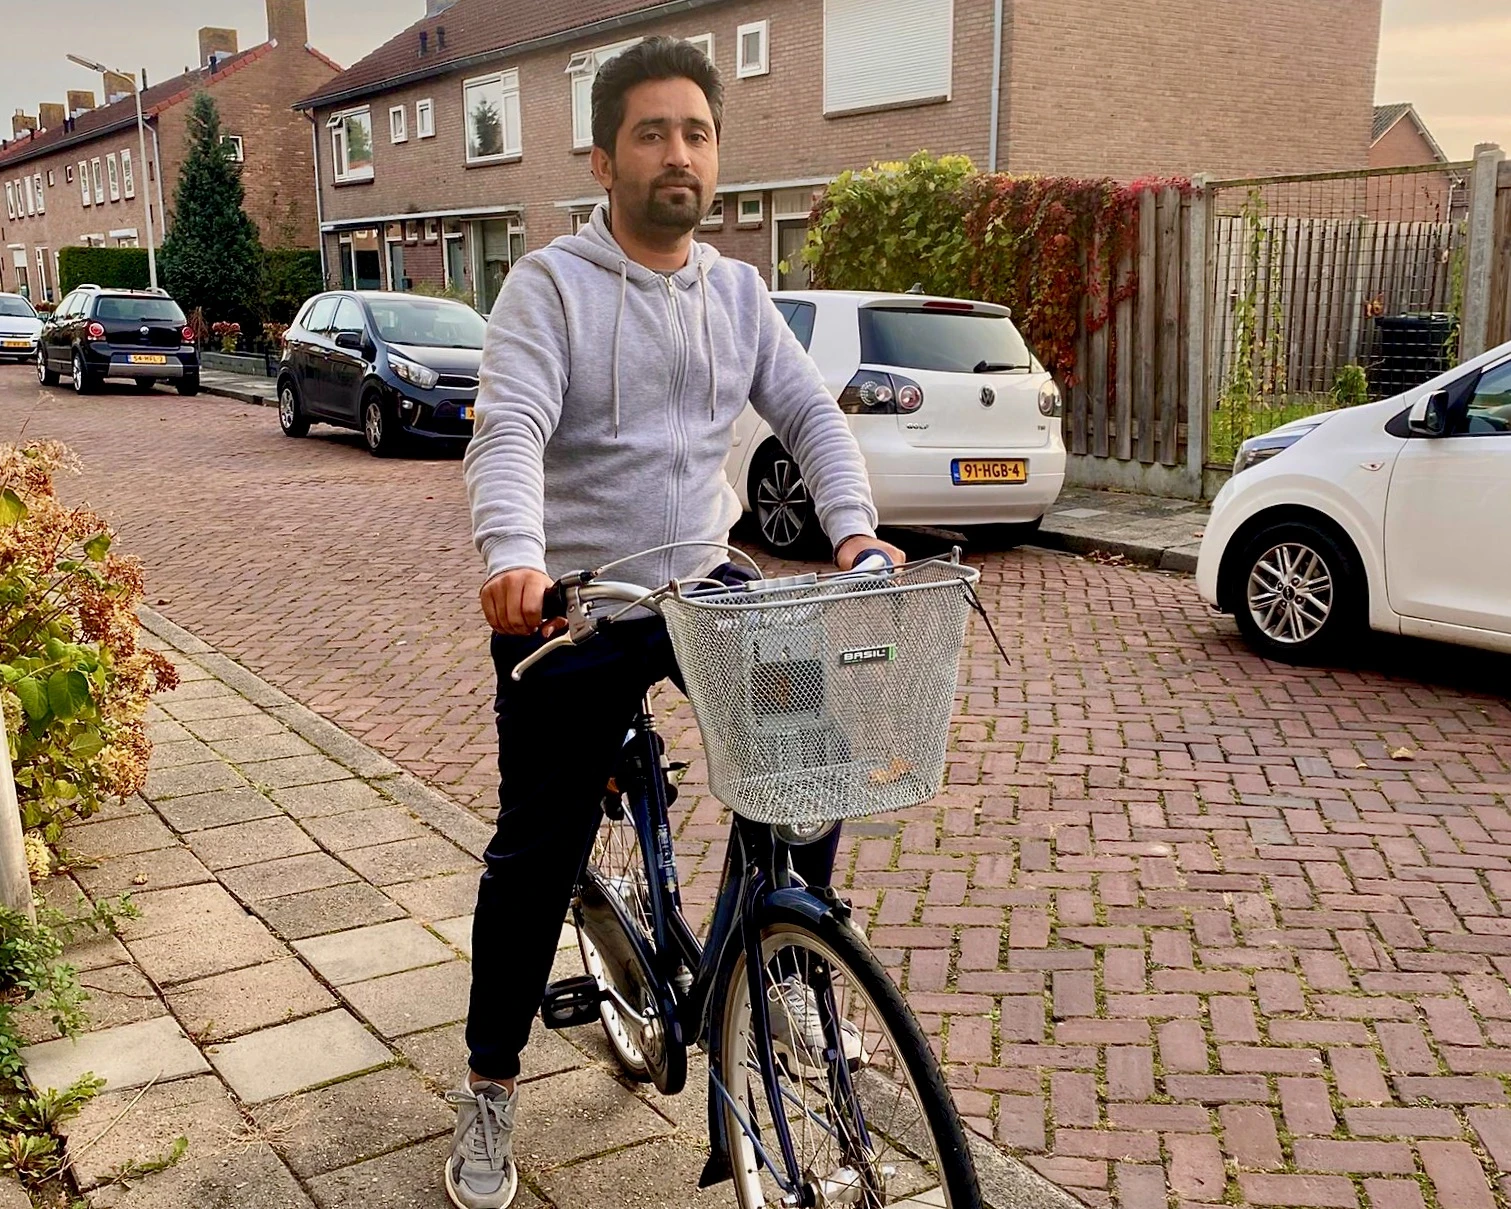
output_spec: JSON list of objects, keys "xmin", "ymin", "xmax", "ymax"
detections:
[{"xmin": 522, "ymin": 543, "xmax": 988, "ymax": 1208}]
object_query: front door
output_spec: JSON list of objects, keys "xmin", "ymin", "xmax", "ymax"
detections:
[
  {"xmin": 1384, "ymin": 356, "xmax": 1511, "ymax": 635},
  {"xmin": 776, "ymin": 220, "xmax": 812, "ymax": 290},
  {"xmin": 325, "ymin": 297, "xmax": 369, "ymax": 423},
  {"xmin": 293, "ymin": 295, "xmax": 339, "ymax": 413},
  {"xmin": 473, "ymin": 219, "xmax": 522, "ymax": 313}
]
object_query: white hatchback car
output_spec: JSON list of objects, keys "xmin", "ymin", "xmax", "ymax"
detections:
[
  {"xmin": 1197, "ymin": 338, "xmax": 1511, "ymax": 662},
  {"xmin": 0, "ymin": 294, "xmax": 42, "ymax": 362},
  {"xmin": 726, "ymin": 291, "xmax": 1066, "ymax": 554}
]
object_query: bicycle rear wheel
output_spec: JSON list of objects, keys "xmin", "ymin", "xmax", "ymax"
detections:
[{"xmin": 719, "ymin": 910, "xmax": 980, "ymax": 1208}]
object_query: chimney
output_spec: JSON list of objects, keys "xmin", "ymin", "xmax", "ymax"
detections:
[
  {"xmin": 11, "ymin": 110, "xmax": 37, "ymax": 139},
  {"xmin": 67, "ymin": 90, "xmax": 96, "ymax": 118},
  {"xmin": 37, "ymin": 103, "xmax": 65, "ymax": 131},
  {"xmin": 102, "ymin": 71, "xmax": 135, "ymax": 105},
  {"xmin": 265, "ymin": 0, "xmax": 308, "ymax": 47},
  {"xmin": 426, "ymin": 0, "xmax": 460, "ymax": 15},
  {"xmin": 198, "ymin": 26, "xmax": 240, "ymax": 67}
]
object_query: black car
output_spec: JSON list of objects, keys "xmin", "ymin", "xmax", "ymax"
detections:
[
  {"xmin": 277, "ymin": 291, "xmax": 484, "ymax": 456},
  {"xmin": 37, "ymin": 286, "xmax": 199, "ymax": 395}
]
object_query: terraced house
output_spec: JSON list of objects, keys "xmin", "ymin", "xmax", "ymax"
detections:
[
  {"xmin": 299, "ymin": 0, "xmax": 1383, "ymax": 311},
  {"xmin": 0, "ymin": 0, "xmax": 338, "ymax": 302}
]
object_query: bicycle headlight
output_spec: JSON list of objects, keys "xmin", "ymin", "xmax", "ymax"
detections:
[
  {"xmin": 391, "ymin": 356, "xmax": 439, "ymax": 390},
  {"xmin": 774, "ymin": 819, "xmax": 840, "ymax": 846}
]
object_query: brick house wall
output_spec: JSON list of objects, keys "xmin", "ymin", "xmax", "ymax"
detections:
[
  {"xmin": 1368, "ymin": 110, "xmax": 1454, "ymax": 223},
  {"xmin": 308, "ymin": 0, "xmax": 1383, "ymax": 296}
]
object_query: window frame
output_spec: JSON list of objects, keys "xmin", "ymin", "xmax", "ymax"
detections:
[
  {"xmin": 78, "ymin": 161, "xmax": 89, "ymax": 205},
  {"xmin": 327, "ymin": 107, "xmax": 375, "ymax": 183},
  {"xmin": 121, "ymin": 149, "xmax": 135, "ymax": 199},
  {"xmin": 568, "ymin": 38, "xmax": 640, "ymax": 150},
  {"xmin": 687, "ymin": 32, "xmax": 714, "ymax": 62},
  {"xmin": 389, "ymin": 105, "xmax": 408, "ymax": 144},
  {"xmin": 424, "ymin": 218, "xmax": 439, "ymax": 242},
  {"xmin": 222, "ymin": 135, "xmax": 244, "ymax": 162},
  {"xmin": 91, "ymin": 158, "xmax": 104, "ymax": 205},
  {"xmin": 737, "ymin": 20, "xmax": 770, "ymax": 78},
  {"xmin": 45, "ymin": 170, "xmax": 54, "ymax": 188},
  {"xmin": 4, "ymin": 182, "xmax": 13, "ymax": 222},
  {"xmin": 33, "ymin": 174, "xmax": 43, "ymax": 215},
  {"xmin": 737, "ymin": 193, "xmax": 764, "ymax": 225},
  {"xmin": 701, "ymin": 197, "xmax": 725, "ymax": 227},
  {"xmin": 462, "ymin": 69, "xmax": 523, "ymax": 164},
  {"xmin": 570, "ymin": 210, "xmax": 593, "ymax": 234},
  {"xmin": 822, "ymin": 0, "xmax": 954, "ymax": 116},
  {"xmin": 23, "ymin": 176, "xmax": 35, "ymax": 217},
  {"xmin": 106, "ymin": 153, "xmax": 120, "ymax": 202},
  {"xmin": 774, "ymin": 299, "xmax": 817, "ymax": 351},
  {"xmin": 415, "ymin": 98, "xmax": 435, "ymax": 139}
]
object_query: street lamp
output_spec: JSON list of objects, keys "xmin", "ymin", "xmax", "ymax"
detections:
[{"xmin": 66, "ymin": 54, "xmax": 157, "ymax": 291}]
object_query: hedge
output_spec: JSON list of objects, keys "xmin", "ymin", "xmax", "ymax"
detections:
[
  {"xmin": 57, "ymin": 246, "xmax": 151, "ymax": 294},
  {"xmin": 261, "ymin": 249, "xmax": 324, "ymax": 323}
]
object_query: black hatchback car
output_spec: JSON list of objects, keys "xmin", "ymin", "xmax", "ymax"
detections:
[
  {"xmin": 277, "ymin": 291, "xmax": 484, "ymax": 456},
  {"xmin": 37, "ymin": 286, "xmax": 199, "ymax": 395}
]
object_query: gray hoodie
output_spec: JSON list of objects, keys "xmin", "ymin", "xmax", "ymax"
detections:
[{"xmin": 463, "ymin": 204, "xmax": 878, "ymax": 588}]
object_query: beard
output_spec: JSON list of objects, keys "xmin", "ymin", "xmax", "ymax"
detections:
[{"xmin": 640, "ymin": 174, "xmax": 705, "ymax": 232}]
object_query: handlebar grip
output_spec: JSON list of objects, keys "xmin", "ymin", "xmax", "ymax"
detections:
[{"xmin": 540, "ymin": 583, "xmax": 568, "ymax": 622}]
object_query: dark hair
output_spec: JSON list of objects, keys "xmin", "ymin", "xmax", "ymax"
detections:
[{"xmin": 591, "ymin": 36, "xmax": 724, "ymax": 155}]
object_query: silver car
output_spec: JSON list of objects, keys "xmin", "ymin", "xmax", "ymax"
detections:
[{"xmin": 0, "ymin": 294, "xmax": 42, "ymax": 362}]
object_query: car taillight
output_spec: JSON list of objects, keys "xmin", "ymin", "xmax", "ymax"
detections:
[
  {"xmin": 1038, "ymin": 379, "xmax": 1063, "ymax": 417},
  {"xmin": 838, "ymin": 370, "xmax": 924, "ymax": 416},
  {"xmin": 181, "ymin": 326, "xmax": 195, "ymax": 343},
  {"xmin": 86, "ymin": 322, "xmax": 105, "ymax": 340}
]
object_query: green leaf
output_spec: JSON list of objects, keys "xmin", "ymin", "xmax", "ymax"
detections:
[
  {"xmin": 70, "ymin": 729, "xmax": 105, "ymax": 759},
  {"xmin": 0, "ymin": 489, "xmax": 25, "ymax": 526},
  {"xmin": 13, "ymin": 678, "xmax": 49, "ymax": 722},
  {"xmin": 46, "ymin": 670, "xmax": 91, "ymax": 721},
  {"xmin": 83, "ymin": 533, "xmax": 112, "ymax": 562}
]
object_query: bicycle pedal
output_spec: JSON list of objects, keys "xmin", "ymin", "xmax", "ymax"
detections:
[{"xmin": 540, "ymin": 975, "xmax": 603, "ymax": 1029}]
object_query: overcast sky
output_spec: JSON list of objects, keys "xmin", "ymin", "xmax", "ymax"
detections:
[{"xmin": 1, "ymin": 1, "xmax": 1506, "ymax": 164}]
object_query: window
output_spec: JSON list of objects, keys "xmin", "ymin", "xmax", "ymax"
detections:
[
  {"xmin": 327, "ymin": 108, "xmax": 374, "ymax": 182},
  {"xmin": 858, "ymin": 307, "xmax": 1032, "ymax": 374},
  {"xmin": 23, "ymin": 177, "xmax": 35, "ymax": 217},
  {"xmin": 91, "ymin": 158, "xmax": 104, "ymax": 205},
  {"xmin": 46, "ymin": 171, "xmax": 54, "ymax": 188},
  {"xmin": 65, "ymin": 166, "xmax": 74, "ymax": 184},
  {"xmin": 567, "ymin": 40, "xmax": 639, "ymax": 149},
  {"xmin": 424, "ymin": 218, "xmax": 439, "ymax": 242},
  {"xmin": 464, "ymin": 71, "xmax": 522, "ymax": 162},
  {"xmin": 222, "ymin": 135, "xmax": 244, "ymax": 162},
  {"xmin": 774, "ymin": 299, "xmax": 817, "ymax": 351},
  {"xmin": 304, "ymin": 295, "xmax": 339, "ymax": 333},
  {"xmin": 1459, "ymin": 360, "xmax": 1511, "ymax": 436},
  {"xmin": 687, "ymin": 33, "xmax": 714, "ymax": 63},
  {"xmin": 121, "ymin": 149, "xmax": 134, "ymax": 199},
  {"xmin": 106, "ymin": 154, "xmax": 120, "ymax": 202},
  {"xmin": 738, "ymin": 193, "xmax": 763, "ymax": 225},
  {"xmin": 570, "ymin": 210, "xmax": 593, "ymax": 233},
  {"xmin": 701, "ymin": 197, "xmax": 725, "ymax": 227},
  {"xmin": 415, "ymin": 98, "xmax": 435, "ymax": 139},
  {"xmin": 824, "ymin": 0, "xmax": 952, "ymax": 114},
  {"xmin": 331, "ymin": 297, "xmax": 365, "ymax": 336},
  {"xmin": 737, "ymin": 21, "xmax": 769, "ymax": 78},
  {"xmin": 389, "ymin": 106, "xmax": 407, "ymax": 144},
  {"xmin": 4, "ymin": 183, "xmax": 13, "ymax": 222},
  {"xmin": 33, "ymin": 175, "xmax": 43, "ymax": 215},
  {"xmin": 404, "ymin": 220, "xmax": 419, "ymax": 243},
  {"xmin": 78, "ymin": 161, "xmax": 89, "ymax": 205},
  {"xmin": 33, "ymin": 249, "xmax": 51, "ymax": 302},
  {"xmin": 94, "ymin": 297, "xmax": 185, "ymax": 323}
]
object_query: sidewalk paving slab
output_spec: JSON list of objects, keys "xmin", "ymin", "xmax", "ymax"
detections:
[
  {"xmin": 206, "ymin": 1009, "xmax": 394, "ymax": 1103},
  {"xmin": 220, "ymin": 851, "xmax": 359, "ymax": 901},
  {"xmin": 293, "ymin": 918, "xmax": 455, "ymax": 985},
  {"xmin": 22, "ymin": 1016, "xmax": 209, "ymax": 1093},
  {"xmin": 250, "ymin": 881, "xmax": 406, "ymax": 940},
  {"xmin": 342, "ymin": 961, "xmax": 472, "ymax": 1038},
  {"xmin": 164, "ymin": 957, "xmax": 338, "ymax": 1042}
]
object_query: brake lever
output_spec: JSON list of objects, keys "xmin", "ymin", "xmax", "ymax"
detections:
[{"xmin": 510, "ymin": 631, "xmax": 577, "ymax": 682}]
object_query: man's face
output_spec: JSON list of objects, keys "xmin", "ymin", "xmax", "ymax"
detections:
[{"xmin": 592, "ymin": 76, "xmax": 719, "ymax": 234}]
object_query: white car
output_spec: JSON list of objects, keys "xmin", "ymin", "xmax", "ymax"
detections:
[
  {"xmin": 726, "ymin": 290, "xmax": 1065, "ymax": 554},
  {"xmin": 0, "ymin": 294, "xmax": 42, "ymax": 362},
  {"xmin": 1197, "ymin": 339, "xmax": 1511, "ymax": 661}
]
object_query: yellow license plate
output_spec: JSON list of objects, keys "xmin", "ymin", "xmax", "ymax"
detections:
[
  {"xmin": 460, "ymin": 406, "xmax": 475, "ymax": 421},
  {"xmin": 2, "ymin": 340, "xmax": 29, "ymax": 349},
  {"xmin": 128, "ymin": 354, "xmax": 167, "ymax": 365},
  {"xmin": 952, "ymin": 458, "xmax": 1027, "ymax": 485}
]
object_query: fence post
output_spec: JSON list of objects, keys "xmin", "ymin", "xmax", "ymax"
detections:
[
  {"xmin": 0, "ymin": 713, "xmax": 34, "ymax": 923},
  {"xmin": 1461, "ymin": 142, "xmax": 1505, "ymax": 361},
  {"xmin": 1185, "ymin": 175, "xmax": 1211, "ymax": 495}
]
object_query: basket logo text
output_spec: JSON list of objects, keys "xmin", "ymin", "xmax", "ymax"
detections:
[{"xmin": 839, "ymin": 644, "xmax": 897, "ymax": 667}]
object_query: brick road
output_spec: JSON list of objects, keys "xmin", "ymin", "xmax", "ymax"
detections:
[{"xmin": 4, "ymin": 366, "xmax": 1511, "ymax": 1209}]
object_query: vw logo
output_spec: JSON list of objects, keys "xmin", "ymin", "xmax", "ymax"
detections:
[
  {"xmin": 980, "ymin": 386, "xmax": 995, "ymax": 408},
  {"xmin": 139, "ymin": 326, "xmax": 149, "ymax": 335}
]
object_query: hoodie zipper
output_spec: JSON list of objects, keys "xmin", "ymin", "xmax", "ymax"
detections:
[{"xmin": 662, "ymin": 275, "xmax": 690, "ymax": 585}]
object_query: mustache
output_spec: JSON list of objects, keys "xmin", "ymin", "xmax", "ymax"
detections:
[{"xmin": 653, "ymin": 174, "xmax": 702, "ymax": 192}]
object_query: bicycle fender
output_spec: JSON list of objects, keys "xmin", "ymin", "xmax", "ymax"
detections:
[
  {"xmin": 578, "ymin": 874, "xmax": 685, "ymax": 1049},
  {"xmin": 763, "ymin": 884, "xmax": 854, "ymax": 929}
]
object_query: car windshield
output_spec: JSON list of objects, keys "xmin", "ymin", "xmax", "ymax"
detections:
[
  {"xmin": 858, "ymin": 307, "xmax": 1033, "ymax": 374},
  {"xmin": 0, "ymin": 296, "xmax": 36, "ymax": 318},
  {"xmin": 367, "ymin": 298, "xmax": 485, "ymax": 348},
  {"xmin": 94, "ymin": 297, "xmax": 186, "ymax": 323}
]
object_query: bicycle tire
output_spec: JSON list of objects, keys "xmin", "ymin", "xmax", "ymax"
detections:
[{"xmin": 718, "ymin": 908, "xmax": 980, "ymax": 1208}]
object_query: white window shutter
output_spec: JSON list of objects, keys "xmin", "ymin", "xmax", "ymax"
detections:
[{"xmin": 824, "ymin": 0, "xmax": 953, "ymax": 114}]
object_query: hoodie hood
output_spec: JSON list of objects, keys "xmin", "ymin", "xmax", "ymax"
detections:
[{"xmin": 545, "ymin": 202, "xmax": 724, "ymax": 436}]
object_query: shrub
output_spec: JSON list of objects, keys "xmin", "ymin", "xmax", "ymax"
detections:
[
  {"xmin": 0, "ymin": 442, "xmax": 178, "ymax": 841},
  {"xmin": 57, "ymin": 247, "xmax": 150, "ymax": 294},
  {"xmin": 261, "ymin": 249, "xmax": 323, "ymax": 324},
  {"xmin": 1332, "ymin": 364, "xmax": 1368, "ymax": 408}
]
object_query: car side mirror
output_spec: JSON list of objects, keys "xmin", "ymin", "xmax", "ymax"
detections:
[
  {"xmin": 1408, "ymin": 389, "xmax": 1450, "ymax": 438},
  {"xmin": 334, "ymin": 331, "xmax": 363, "ymax": 352}
]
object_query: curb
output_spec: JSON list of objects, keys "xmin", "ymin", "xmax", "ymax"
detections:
[
  {"xmin": 1031, "ymin": 524, "xmax": 1200, "ymax": 573},
  {"xmin": 200, "ymin": 380, "xmax": 276, "ymax": 407}
]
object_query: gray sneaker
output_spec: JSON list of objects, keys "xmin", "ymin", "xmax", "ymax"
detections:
[
  {"xmin": 768, "ymin": 976, "xmax": 870, "ymax": 1079},
  {"xmin": 444, "ymin": 1080, "xmax": 518, "ymax": 1209}
]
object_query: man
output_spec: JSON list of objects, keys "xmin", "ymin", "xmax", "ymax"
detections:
[{"xmin": 452, "ymin": 36, "xmax": 904, "ymax": 1209}]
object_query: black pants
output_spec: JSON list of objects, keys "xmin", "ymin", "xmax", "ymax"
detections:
[{"xmin": 467, "ymin": 616, "xmax": 840, "ymax": 1081}]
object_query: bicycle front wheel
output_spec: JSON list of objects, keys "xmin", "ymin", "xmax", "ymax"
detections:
[{"xmin": 719, "ymin": 909, "xmax": 980, "ymax": 1208}]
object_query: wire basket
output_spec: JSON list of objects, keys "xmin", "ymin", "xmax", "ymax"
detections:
[{"xmin": 661, "ymin": 556, "xmax": 980, "ymax": 827}]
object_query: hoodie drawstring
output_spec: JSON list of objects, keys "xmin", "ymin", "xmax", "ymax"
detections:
[
  {"xmin": 612, "ymin": 260, "xmax": 627, "ymax": 438},
  {"xmin": 699, "ymin": 263, "xmax": 718, "ymax": 422}
]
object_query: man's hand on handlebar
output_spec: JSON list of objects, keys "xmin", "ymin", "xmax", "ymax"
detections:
[
  {"xmin": 480, "ymin": 568, "xmax": 567, "ymax": 637},
  {"xmin": 835, "ymin": 535, "xmax": 907, "ymax": 572}
]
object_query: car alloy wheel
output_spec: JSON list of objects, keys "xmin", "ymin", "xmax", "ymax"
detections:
[
  {"xmin": 35, "ymin": 351, "xmax": 45, "ymax": 385},
  {"xmin": 754, "ymin": 455, "xmax": 812, "ymax": 551},
  {"xmin": 279, "ymin": 386, "xmax": 296, "ymax": 430},
  {"xmin": 72, "ymin": 351, "xmax": 88, "ymax": 394},
  {"xmin": 364, "ymin": 399, "xmax": 384, "ymax": 451},
  {"xmin": 1246, "ymin": 541, "xmax": 1334, "ymax": 645}
]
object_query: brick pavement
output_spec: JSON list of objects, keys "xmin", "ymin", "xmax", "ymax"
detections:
[{"xmin": 5, "ymin": 366, "xmax": 1511, "ymax": 1209}]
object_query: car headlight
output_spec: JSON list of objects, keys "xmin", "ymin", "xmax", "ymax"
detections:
[
  {"xmin": 1038, "ymin": 380, "xmax": 1063, "ymax": 417},
  {"xmin": 1232, "ymin": 423, "xmax": 1322, "ymax": 476},
  {"xmin": 391, "ymin": 357, "xmax": 438, "ymax": 390}
]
